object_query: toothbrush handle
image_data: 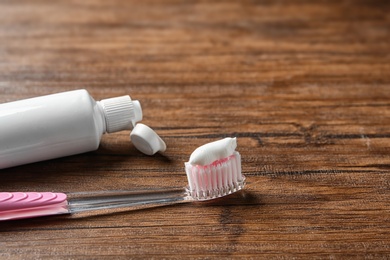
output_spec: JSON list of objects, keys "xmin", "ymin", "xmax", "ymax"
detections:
[
  {"xmin": 0, "ymin": 189, "xmax": 190, "ymax": 221},
  {"xmin": 67, "ymin": 188, "xmax": 190, "ymax": 217}
]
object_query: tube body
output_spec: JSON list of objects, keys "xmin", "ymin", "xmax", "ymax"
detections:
[{"xmin": 0, "ymin": 90, "xmax": 105, "ymax": 169}]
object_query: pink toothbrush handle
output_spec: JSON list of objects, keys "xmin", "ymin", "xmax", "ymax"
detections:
[{"xmin": 0, "ymin": 192, "xmax": 69, "ymax": 220}]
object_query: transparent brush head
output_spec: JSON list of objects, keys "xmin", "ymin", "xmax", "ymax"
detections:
[{"xmin": 186, "ymin": 177, "xmax": 246, "ymax": 201}]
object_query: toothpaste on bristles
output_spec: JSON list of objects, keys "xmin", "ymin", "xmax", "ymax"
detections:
[{"xmin": 185, "ymin": 137, "xmax": 245, "ymax": 200}]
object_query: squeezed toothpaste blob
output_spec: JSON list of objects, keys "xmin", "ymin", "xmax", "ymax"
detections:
[{"xmin": 188, "ymin": 137, "xmax": 237, "ymax": 166}]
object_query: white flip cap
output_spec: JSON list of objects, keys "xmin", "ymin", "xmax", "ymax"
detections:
[{"xmin": 130, "ymin": 123, "xmax": 166, "ymax": 155}]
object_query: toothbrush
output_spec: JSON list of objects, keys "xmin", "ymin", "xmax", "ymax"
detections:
[{"xmin": 0, "ymin": 138, "xmax": 245, "ymax": 221}]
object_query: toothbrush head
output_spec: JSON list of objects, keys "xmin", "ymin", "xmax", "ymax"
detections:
[{"xmin": 185, "ymin": 151, "xmax": 245, "ymax": 201}]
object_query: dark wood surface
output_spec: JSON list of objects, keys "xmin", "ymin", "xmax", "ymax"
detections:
[{"xmin": 1, "ymin": 0, "xmax": 390, "ymax": 259}]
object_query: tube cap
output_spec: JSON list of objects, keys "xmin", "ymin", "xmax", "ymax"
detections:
[
  {"xmin": 100, "ymin": 96, "xmax": 143, "ymax": 133},
  {"xmin": 130, "ymin": 124, "xmax": 166, "ymax": 155}
]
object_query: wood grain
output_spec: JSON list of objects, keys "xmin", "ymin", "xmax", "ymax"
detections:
[{"xmin": 0, "ymin": 0, "xmax": 389, "ymax": 258}]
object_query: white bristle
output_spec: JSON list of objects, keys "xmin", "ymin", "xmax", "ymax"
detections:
[{"xmin": 184, "ymin": 151, "xmax": 245, "ymax": 200}]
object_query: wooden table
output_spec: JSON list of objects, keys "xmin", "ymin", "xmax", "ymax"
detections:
[{"xmin": 1, "ymin": 0, "xmax": 389, "ymax": 258}]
